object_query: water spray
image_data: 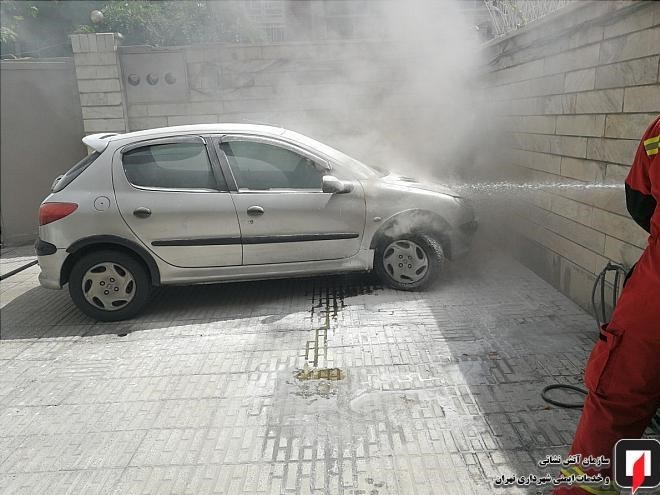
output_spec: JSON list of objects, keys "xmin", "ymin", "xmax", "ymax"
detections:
[{"xmin": 446, "ymin": 182, "xmax": 624, "ymax": 197}]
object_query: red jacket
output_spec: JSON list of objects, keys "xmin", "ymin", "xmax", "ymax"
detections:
[{"xmin": 626, "ymin": 115, "xmax": 660, "ymax": 238}]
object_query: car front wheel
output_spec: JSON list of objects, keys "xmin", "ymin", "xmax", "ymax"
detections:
[
  {"xmin": 375, "ymin": 234, "xmax": 444, "ymax": 291},
  {"xmin": 69, "ymin": 250, "xmax": 151, "ymax": 321}
]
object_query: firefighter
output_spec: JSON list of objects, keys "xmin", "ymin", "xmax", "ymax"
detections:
[{"xmin": 554, "ymin": 114, "xmax": 660, "ymax": 495}]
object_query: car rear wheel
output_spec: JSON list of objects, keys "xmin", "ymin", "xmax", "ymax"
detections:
[
  {"xmin": 375, "ymin": 234, "xmax": 444, "ymax": 291},
  {"xmin": 69, "ymin": 250, "xmax": 151, "ymax": 321}
]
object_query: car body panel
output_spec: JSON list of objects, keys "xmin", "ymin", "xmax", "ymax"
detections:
[
  {"xmin": 213, "ymin": 133, "xmax": 367, "ymax": 264},
  {"xmin": 38, "ymin": 248, "xmax": 69, "ymax": 289},
  {"xmin": 154, "ymin": 248, "xmax": 373, "ymax": 286},
  {"xmin": 359, "ymin": 175, "xmax": 474, "ymax": 253},
  {"xmin": 111, "ymin": 138, "xmax": 243, "ymax": 268},
  {"xmin": 38, "ymin": 149, "xmax": 140, "ymax": 251},
  {"xmin": 230, "ymin": 190, "xmax": 366, "ymax": 264}
]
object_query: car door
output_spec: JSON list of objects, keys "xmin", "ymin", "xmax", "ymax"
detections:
[
  {"xmin": 214, "ymin": 135, "xmax": 366, "ymax": 265},
  {"xmin": 113, "ymin": 135, "xmax": 242, "ymax": 268}
]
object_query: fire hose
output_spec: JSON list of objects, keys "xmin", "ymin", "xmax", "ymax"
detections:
[{"xmin": 540, "ymin": 262, "xmax": 660, "ymax": 434}]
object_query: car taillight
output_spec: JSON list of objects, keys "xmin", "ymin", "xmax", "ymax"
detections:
[{"xmin": 39, "ymin": 202, "xmax": 78, "ymax": 226}]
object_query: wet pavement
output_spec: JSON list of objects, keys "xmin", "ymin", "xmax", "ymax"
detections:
[{"xmin": 0, "ymin": 248, "xmax": 652, "ymax": 494}]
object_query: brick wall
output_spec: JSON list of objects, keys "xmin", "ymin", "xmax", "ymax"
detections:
[
  {"xmin": 481, "ymin": 0, "xmax": 659, "ymax": 310},
  {"xmin": 70, "ymin": 33, "xmax": 128, "ymax": 134}
]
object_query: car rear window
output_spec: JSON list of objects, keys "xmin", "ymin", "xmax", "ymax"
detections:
[{"xmin": 52, "ymin": 151, "xmax": 101, "ymax": 193}]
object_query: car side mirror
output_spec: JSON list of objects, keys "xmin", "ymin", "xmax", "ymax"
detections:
[{"xmin": 322, "ymin": 175, "xmax": 353, "ymax": 194}]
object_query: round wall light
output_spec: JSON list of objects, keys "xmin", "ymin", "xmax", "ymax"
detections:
[
  {"xmin": 90, "ymin": 10, "xmax": 104, "ymax": 24},
  {"xmin": 164, "ymin": 72, "xmax": 177, "ymax": 85}
]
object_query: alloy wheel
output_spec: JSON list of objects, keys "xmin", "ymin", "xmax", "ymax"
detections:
[
  {"xmin": 382, "ymin": 239, "xmax": 429, "ymax": 284},
  {"xmin": 81, "ymin": 262, "xmax": 136, "ymax": 311}
]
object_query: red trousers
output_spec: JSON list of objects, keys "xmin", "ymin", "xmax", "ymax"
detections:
[{"xmin": 554, "ymin": 237, "xmax": 660, "ymax": 495}]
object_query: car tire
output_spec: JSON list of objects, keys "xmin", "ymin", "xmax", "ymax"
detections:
[
  {"xmin": 374, "ymin": 234, "xmax": 445, "ymax": 291},
  {"xmin": 69, "ymin": 250, "xmax": 151, "ymax": 321}
]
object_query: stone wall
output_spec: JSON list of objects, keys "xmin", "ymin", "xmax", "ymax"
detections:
[
  {"xmin": 481, "ymin": 0, "xmax": 660, "ymax": 310},
  {"xmin": 70, "ymin": 33, "xmax": 413, "ymax": 148},
  {"xmin": 70, "ymin": 33, "xmax": 128, "ymax": 134},
  {"xmin": 117, "ymin": 39, "xmax": 401, "ymax": 143}
]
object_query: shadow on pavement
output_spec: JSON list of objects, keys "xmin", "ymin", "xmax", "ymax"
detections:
[{"xmin": 0, "ymin": 272, "xmax": 383, "ymax": 340}]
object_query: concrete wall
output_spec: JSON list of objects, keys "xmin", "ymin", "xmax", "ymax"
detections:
[
  {"xmin": 481, "ymin": 0, "xmax": 660, "ymax": 310},
  {"xmin": 117, "ymin": 40, "xmax": 402, "ymax": 140},
  {"xmin": 0, "ymin": 59, "xmax": 85, "ymax": 246}
]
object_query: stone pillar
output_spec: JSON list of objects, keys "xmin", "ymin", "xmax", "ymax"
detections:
[{"xmin": 70, "ymin": 33, "xmax": 128, "ymax": 134}]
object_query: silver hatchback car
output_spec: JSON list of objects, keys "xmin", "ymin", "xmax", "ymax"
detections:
[{"xmin": 36, "ymin": 124, "xmax": 477, "ymax": 321}]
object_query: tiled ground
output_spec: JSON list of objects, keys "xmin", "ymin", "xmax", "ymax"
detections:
[
  {"xmin": 0, "ymin": 245, "xmax": 36, "ymax": 280},
  {"xmin": 0, "ymin": 247, "xmax": 648, "ymax": 494}
]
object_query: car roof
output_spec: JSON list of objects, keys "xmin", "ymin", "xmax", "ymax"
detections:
[{"xmin": 83, "ymin": 123, "xmax": 286, "ymax": 152}]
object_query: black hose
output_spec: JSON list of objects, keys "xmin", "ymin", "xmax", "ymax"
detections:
[
  {"xmin": 0, "ymin": 260, "xmax": 38, "ymax": 281},
  {"xmin": 590, "ymin": 262, "xmax": 627, "ymax": 329},
  {"xmin": 541, "ymin": 263, "xmax": 626, "ymax": 410},
  {"xmin": 541, "ymin": 384, "xmax": 586, "ymax": 409},
  {"xmin": 541, "ymin": 262, "xmax": 660, "ymax": 434}
]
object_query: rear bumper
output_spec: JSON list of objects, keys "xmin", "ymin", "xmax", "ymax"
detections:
[{"xmin": 36, "ymin": 242, "xmax": 68, "ymax": 289}]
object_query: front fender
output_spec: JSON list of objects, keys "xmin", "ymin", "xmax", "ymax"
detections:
[{"xmin": 368, "ymin": 208, "xmax": 452, "ymax": 252}]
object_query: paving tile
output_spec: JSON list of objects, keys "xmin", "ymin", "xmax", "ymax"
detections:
[
  {"xmin": 0, "ymin": 252, "xmax": 613, "ymax": 494},
  {"xmin": 0, "ymin": 245, "xmax": 37, "ymax": 279}
]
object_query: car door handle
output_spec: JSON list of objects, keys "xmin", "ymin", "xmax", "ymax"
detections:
[
  {"xmin": 247, "ymin": 206, "xmax": 264, "ymax": 216},
  {"xmin": 133, "ymin": 207, "xmax": 152, "ymax": 218}
]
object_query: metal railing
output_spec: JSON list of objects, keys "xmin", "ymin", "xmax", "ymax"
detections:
[{"xmin": 484, "ymin": 0, "xmax": 574, "ymax": 38}]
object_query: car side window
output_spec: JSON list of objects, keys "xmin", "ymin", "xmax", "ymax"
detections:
[
  {"xmin": 123, "ymin": 142, "xmax": 225, "ymax": 190},
  {"xmin": 220, "ymin": 141, "xmax": 323, "ymax": 190}
]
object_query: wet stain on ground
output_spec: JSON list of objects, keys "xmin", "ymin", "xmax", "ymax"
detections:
[
  {"xmin": 366, "ymin": 476, "xmax": 387, "ymax": 494},
  {"xmin": 295, "ymin": 366, "xmax": 344, "ymax": 381},
  {"xmin": 305, "ymin": 325, "xmax": 328, "ymax": 367},
  {"xmin": 305, "ymin": 277, "xmax": 383, "ymax": 366},
  {"xmin": 291, "ymin": 377, "xmax": 341, "ymax": 400},
  {"xmin": 308, "ymin": 276, "xmax": 383, "ymax": 323}
]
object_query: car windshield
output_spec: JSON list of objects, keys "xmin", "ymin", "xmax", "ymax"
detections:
[{"xmin": 283, "ymin": 130, "xmax": 387, "ymax": 179}]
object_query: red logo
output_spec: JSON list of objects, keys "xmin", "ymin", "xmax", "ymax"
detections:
[
  {"xmin": 614, "ymin": 439, "xmax": 660, "ymax": 493},
  {"xmin": 629, "ymin": 451, "xmax": 649, "ymax": 494}
]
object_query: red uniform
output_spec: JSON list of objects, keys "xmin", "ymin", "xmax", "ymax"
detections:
[{"xmin": 554, "ymin": 115, "xmax": 660, "ymax": 495}]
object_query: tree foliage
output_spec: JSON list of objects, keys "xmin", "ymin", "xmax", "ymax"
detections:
[
  {"xmin": 1, "ymin": 0, "xmax": 262, "ymax": 58},
  {"xmin": 1, "ymin": 1, "xmax": 104, "ymax": 57},
  {"xmin": 1, "ymin": 1, "xmax": 39, "ymax": 49},
  {"xmin": 83, "ymin": 1, "xmax": 230, "ymax": 46},
  {"xmin": 84, "ymin": 1, "xmax": 264, "ymax": 46}
]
